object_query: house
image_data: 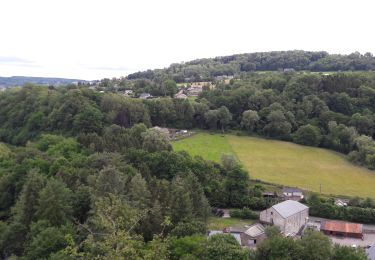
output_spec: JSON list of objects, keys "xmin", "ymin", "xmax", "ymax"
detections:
[
  {"xmin": 124, "ymin": 90, "xmax": 133, "ymax": 96},
  {"xmin": 282, "ymin": 188, "xmax": 304, "ymax": 201},
  {"xmin": 241, "ymin": 223, "xmax": 266, "ymax": 247},
  {"xmin": 151, "ymin": 126, "xmax": 170, "ymax": 137},
  {"xmin": 320, "ymin": 220, "xmax": 364, "ymax": 240},
  {"xmin": 366, "ymin": 245, "xmax": 375, "ymax": 260},
  {"xmin": 260, "ymin": 200, "xmax": 309, "ymax": 236},
  {"xmin": 139, "ymin": 93, "xmax": 152, "ymax": 99},
  {"xmin": 174, "ymin": 93, "xmax": 187, "ymax": 99},
  {"xmin": 334, "ymin": 198, "xmax": 348, "ymax": 207}
]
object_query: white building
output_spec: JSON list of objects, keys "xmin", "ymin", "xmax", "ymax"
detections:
[
  {"xmin": 260, "ymin": 200, "xmax": 309, "ymax": 236},
  {"xmin": 282, "ymin": 187, "xmax": 304, "ymax": 201}
]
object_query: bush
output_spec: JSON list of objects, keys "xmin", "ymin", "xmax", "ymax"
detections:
[{"xmin": 229, "ymin": 207, "xmax": 258, "ymax": 219}]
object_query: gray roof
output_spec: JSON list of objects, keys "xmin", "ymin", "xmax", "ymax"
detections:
[
  {"xmin": 282, "ymin": 187, "xmax": 302, "ymax": 193},
  {"xmin": 272, "ymin": 200, "xmax": 308, "ymax": 218},
  {"xmin": 244, "ymin": 223, "xmax": 265, "ymax": 238}
]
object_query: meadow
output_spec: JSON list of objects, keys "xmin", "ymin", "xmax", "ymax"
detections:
[{"xmin": 173, "ymin": 133, "xmax": 375, "ymax": 198}]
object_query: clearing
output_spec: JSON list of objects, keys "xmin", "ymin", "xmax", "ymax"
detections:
[{"xmin": 173, "ymin": 133, "xmax": 375, "ymax": 198}]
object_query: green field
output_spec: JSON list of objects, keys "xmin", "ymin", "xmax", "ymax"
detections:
[
  {"xmin": 207, "ymin": 217, "xmax": 255, "ymax": 230},
  {"xmin": 173, "ymin": 133, "xmax": 375, "ymax": 198}
]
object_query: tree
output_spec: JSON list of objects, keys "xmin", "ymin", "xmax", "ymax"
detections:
[
  {"xmin": 332, "ymin": 244, "xmax": 367, "ymax": 260},
  {"xmin": 36, "ymin": 179, "xmax": 73, "ymax": 226},
  {"xmin": 263, "ymin": 110, "xmax": 292, "ymax": 138},
  {"xmin": 293, "ymin": 124, "xmax": 322, "ymax": 146},
  {"xmin": 217, "ymin": 106, "xmax": 232, "ymax": 133},
  {"xmin": 127, "ymin": 173, "xmax": 151, "ymax": 210},
  {"xmin": 11, "ymin": 170, "xmax": 45, "ymax": 227},
  {"xmin": 241, "ymin": 110, "xmax": 259, "ymax": 132},
  {"xmin": 204, "ymin": 110, "xmax": 219, "ymax": 130},
  {"xmin": 170, "ymin": 235, "xmax": 206, "ymax": 260},
  {"xmin": 225, "ymin": 167, "xmax": 249, "ymax": 207},
  {"xmin": 256, "ymin": 235, "xmax": 301, "ymax": 260},
  {"xmin": 142, "ymin": 129, "xmax": 171, "ymax": 153},
  {"xmin": 299, "ymin": 230, "xmax": 332, "ymax": 260},
  {"xmin": 206, "ymin": 234, "xmax": 249, "ymax": 260},
  {"xmin": 221, "ymin": 153, "xmax": 239, "ymax": 171}
]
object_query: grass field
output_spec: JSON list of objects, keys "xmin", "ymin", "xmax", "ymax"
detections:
[
  {"xmin": 207, "ymin": 217, "xmax": 255, "ymax": 230},
  {"xmin": 173, "ymin": 133, "xmax": 375, "ymax": 198}
]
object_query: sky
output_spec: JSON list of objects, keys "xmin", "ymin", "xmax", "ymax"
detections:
[{"xmin": 0, "ymin": 0, "xmax": 374, "ymax": 80}]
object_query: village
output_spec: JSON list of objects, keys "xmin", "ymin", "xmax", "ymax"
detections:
[{"xmin": 208, "ymin": 188, "xmax": 375, "ymax": 259}]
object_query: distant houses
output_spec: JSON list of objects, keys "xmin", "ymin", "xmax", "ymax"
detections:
[
  {"xmin": 282, "ymin": 187, "xmax": 304, "ymax": 201},
  {"xmin": 260, "ymin": 200, "xmax": 309, "ymax": 236}
]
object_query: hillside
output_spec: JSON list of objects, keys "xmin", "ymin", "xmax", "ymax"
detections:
[
  {"xmin": 173, "ymin": 133, "xmax": 375, "ymax": 198},
  {"xmin": 126, "ymin": 50, "xmax": 375, "ymax": 82},
  {"xmin": 0, "ymin": 76, "xmax": 87, "ymax": 87}
]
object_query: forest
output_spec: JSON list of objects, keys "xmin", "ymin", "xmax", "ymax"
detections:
[
  {"xmin": 0, "ymin": 58, "xmax": 374, "ymax": 258},
  {"xmin": 126, "ymin": 50, "xmax": 375, "ymax": 82}
]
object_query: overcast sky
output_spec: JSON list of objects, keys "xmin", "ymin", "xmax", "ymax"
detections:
[{"xmin": 0, "ymin": 0, "xmax": 374, "ymax": 80}]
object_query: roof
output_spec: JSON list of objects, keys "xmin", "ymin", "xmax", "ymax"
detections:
[
  {"xmin": 244, "ymin": 223, "xmax": 265, "ymax": 238},
  {"xmin": 272, "ymin": 200, "xmax": 308, "ymax": 218},
  {"xmin": 282, "ymin": 187, "xmax": 302, "ymax": 193},
  {"xmin": 321, "ymin": 220, "xmax": 363, "ymax": 234}
]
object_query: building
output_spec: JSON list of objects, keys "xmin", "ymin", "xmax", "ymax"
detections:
[
  {"xmin": 260, "ymin": 200, "xmax": 309, "ymax": 236},
  {"xmin": 334, "ymin": 198, "xmax": 349, "ymax": 207},
  {"xmin": 174, "ymin": 93, "xmax": 187, "ymax": 99},
  {"xmin": 320, "ymin": 220, "xmax": 363, "ymax": 239},
  {"xmin": 282, "ymin": 187, "xmax": 304, "ymax": 201},
  {"xmin": 139, "ymin": 93, "xmax": 152, "ymax": 99},
  {"xmin": 241, "ymin": 223, "xmax": 266, "ymax": 247}
]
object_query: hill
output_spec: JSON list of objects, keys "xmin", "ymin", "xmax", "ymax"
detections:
[
  {"xmin": 0, "ymin": 76, "xmax": 87, "ymax": 87},
  {"xmin": 173, "ymin": 133, "xmax": 375, "ymax": 198},
  {"xmin": 126, "ymin": 50, "xmax": 375, "ymax": 82}
]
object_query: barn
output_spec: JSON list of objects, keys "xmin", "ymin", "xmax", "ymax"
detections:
[
  {"xmin": 260, "ymin": 200, "xmax": 309, "ymax": 236},
  {"xmin": 320, "ymin": 220, "xmax": 363, "ymax": 239}
]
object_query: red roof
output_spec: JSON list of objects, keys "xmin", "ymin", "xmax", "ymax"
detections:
[{"xmin": 321, "ymin": 220, "xmax": 363, "ymax": 234}]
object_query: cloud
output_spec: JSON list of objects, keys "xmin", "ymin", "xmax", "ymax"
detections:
[
  {"xmin": 85, "ymin": 65, "xmax": 137, "ymax": 71},
  {"xmin": 0, "ymin": 56, "xmax": 41, "ymax": 67}
]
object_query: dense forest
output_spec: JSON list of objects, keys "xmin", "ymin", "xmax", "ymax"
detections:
[
  {"xmin": 126, "ymin": 50, "xmax": 375, "ymax": 82},
  {"xmin": 1, "ymin": 51, "xmax": 375, "ymax": 258}
]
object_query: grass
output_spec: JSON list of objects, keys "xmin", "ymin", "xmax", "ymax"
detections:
[
  {"xmin": 173, "ymin": 132, "xmax": 235, "ymax": 162},
  {"xmin": 207, "ymin": 216, "xmax": 255, "ymax": 230},
  {"xmin": 173, "ymin": 133, "xmax": 375, "ymax": 198}
]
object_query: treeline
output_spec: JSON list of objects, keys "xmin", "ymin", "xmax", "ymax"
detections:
[
  {"xmin": 1, "ymin": 75, "xmax": 375, "ymax": 171},
  {"xmin": 126, "ymin": 50, "xmax": 375, "ymax": 82},
  {"xmin": 308, "ymin": 193, "xmax": 375, "ymax": 224}
]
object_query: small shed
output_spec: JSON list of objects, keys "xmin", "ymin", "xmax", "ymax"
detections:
[
  {"xmin": 320, "ymin": 220, "xmax": 363, "ymax": 239},
  {"xmin": 242, "ymin": 223, "xmax": 266, "ymax": 247}
]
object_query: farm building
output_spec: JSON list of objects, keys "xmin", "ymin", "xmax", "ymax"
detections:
[
  {"xmin": 282, "ymin": 187, "xmax": 304, "ymax": 201},
  {"xmin": 320, "ymin": 220, "xmax": 363, "ymax": 239},
  {"xmin": 241, "ymin": 223, "xmax": 266, "ymax": 247},
  {"xmin": 260, "ymin": 200, "xmax": 309, "ymax": 236}
]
